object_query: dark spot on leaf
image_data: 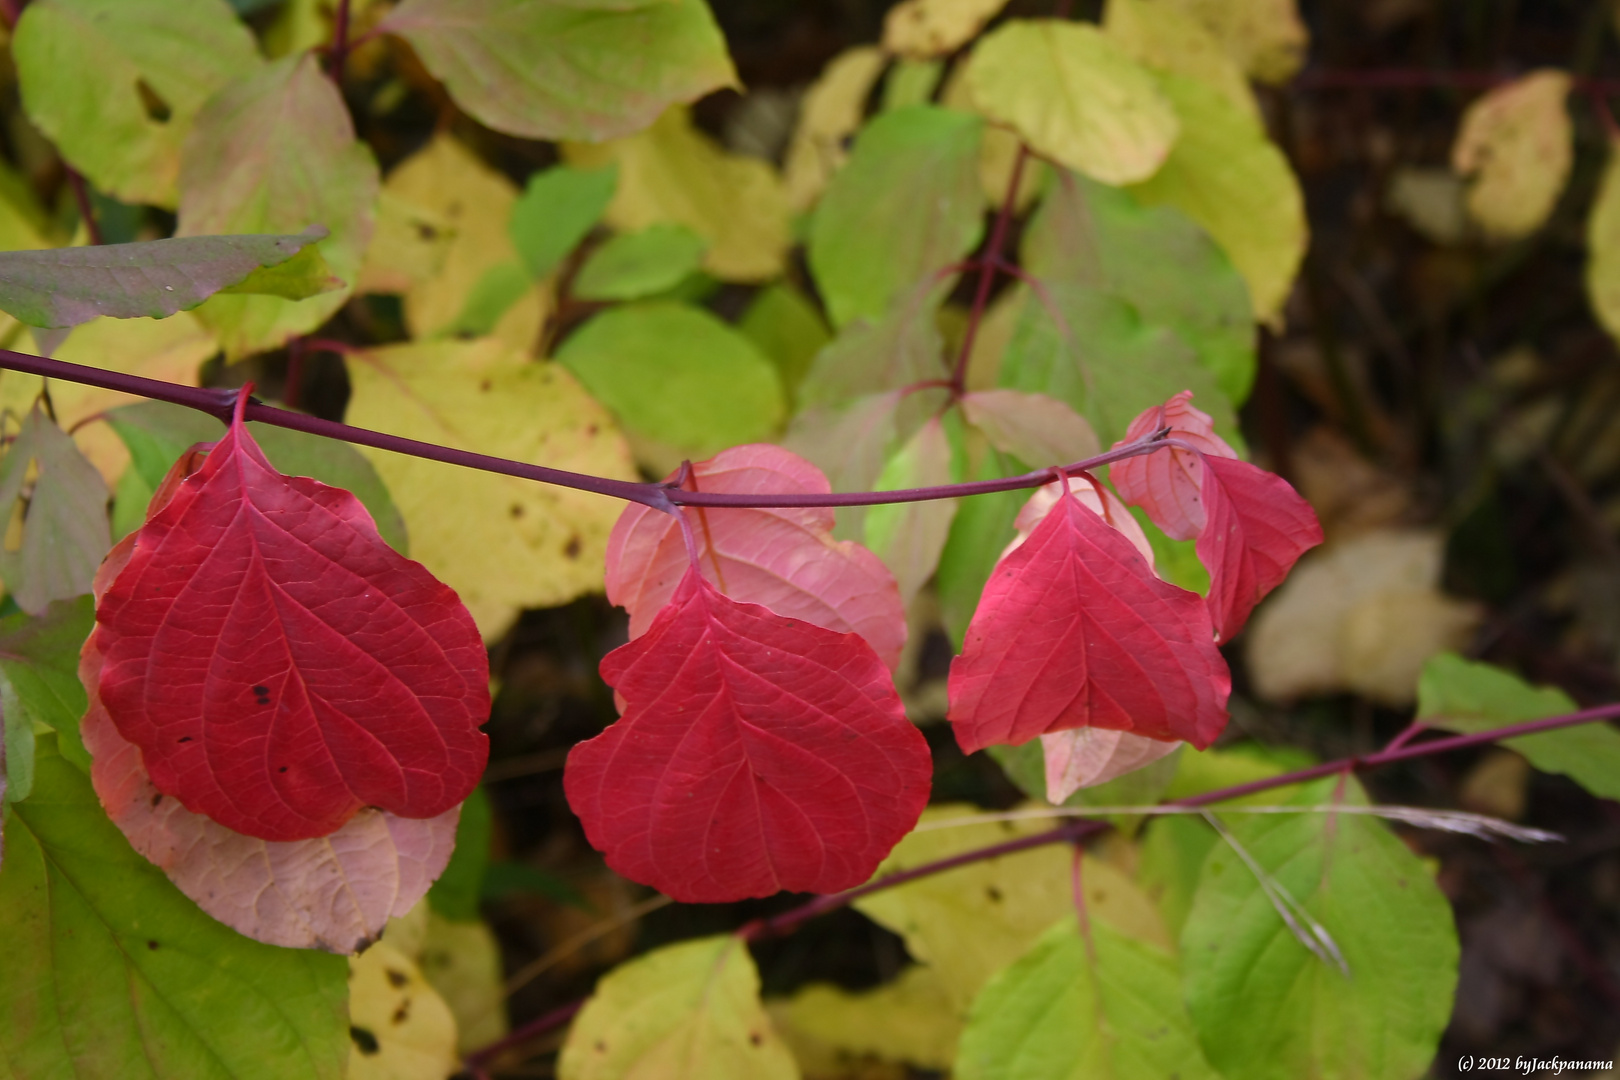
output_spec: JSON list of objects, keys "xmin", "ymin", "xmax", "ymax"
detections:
[
  {"xmin": 147, "ymin": 940, "xmax": 159, "ymax": 950},
  {"xmin": 385, "ymin": 968, "xmax": 409, "ymax": 988},
  {"xmin": 446, "ymin": 200, "xmax": 463, "ymax": 218},
  {"xmin": 565, "ymin": 535, "xmax": 582, "ymax": 559},
  {"xmin": 413, "ymin": 222, "xmax": 438, "ymax": 242},
  {"xmin": 151, "ymin": 793, "xmax": 163, "ymax": 807},
  {"xmin": 177, "ymin": 736, "xmax": 193, "ymax": 743},
  {"xmin": 252, "ymin": 685, "xmax": 268, "ymax": 695},
  {"xmin": 393, "ymin": 1001, "xmax": 410, "ymax": 1025},
  {"xmin": 986, "ymin": 886, "xmax": 1003, "ymax": 902},
  {"xmin": 350, "ymin": 1027, "xmax": 380, "ymax": 1055},
  {"xmin": 479, "ymin": 379, "xmax": 492, "ymax": 392},
  {"xmin": 509, "ymin": 504, "xmax": 524, "ymax": 519},
  {"xmin": 586, "ymin": 424, "xmax": 598, "ymax": 436},
  {"xmin": 135, "ymin": 78, "xmax": 171, "ymax": 123},
  {"xmin": 594, "ymin": 1040, "xmax": 607, "ymax": 1053},
  {"xmin": 279, "ymin": 766, "xmax": 289, "ymax": 773},
  {"xmin": 749, "ymin": 1032, "xmax": 763, "ymax": 1047}
]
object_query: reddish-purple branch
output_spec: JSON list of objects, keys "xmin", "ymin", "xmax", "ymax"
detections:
[
  {"xmin": 327, "ymin": 0, "xmax": 353, "ymax": 80},
  {"xmin": 950, "ymin": 145, "xmax": 1030, "ymax": 396},
  {"xmin": 463, "ymin": 1001, "xmax": 582, "ymax": 1070},
  {"xmin": 64, "ymin": 169, "xmax": 101, "ymax": 247}
]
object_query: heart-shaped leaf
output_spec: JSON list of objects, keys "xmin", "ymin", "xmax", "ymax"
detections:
[
  {"xmin": 566, "ymin": 568, "xmax": 930, "ymax": 902},
  {"xmin": 1196, "ymin": 453, "xmax": 1322, "ymax": 641}
]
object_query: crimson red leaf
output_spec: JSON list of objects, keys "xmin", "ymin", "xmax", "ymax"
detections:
[
  {"xmin": 566, "ymin": 568, "xmax": 931, "ymax": 902},
  {"xmin": 94, "ymin": 394, "xmax": 489, "ymax": 842},
  {"xmin": 1108, "ymin": 390, "xmax": 1236, "ymax": 540},
  {"xmin": 1196, "ymin": 453, "xmax": 1324, "ymax": 642},
  {"xmin": 606, "ymin": 444, "xmax": 905, "ymax": 670},
  {"xmin": 948, "ymin": 489, "xmax": 1229, "ymax": 753}
]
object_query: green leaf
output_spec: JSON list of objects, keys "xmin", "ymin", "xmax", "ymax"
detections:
[
  {"xmin": 0, "ymin": 405, "xmax": 110, "ymax": 615},
  {"xmin": 179, "ymin": 53, "xmax": 379, "ymax": 360},
  {"xmin": 935, "ymin": 448, "xmax": 1023, "ymax": 648},
  {"xmin": 427, "ymin": 787, "xmax": 492, "ymax": 922},
  {"xmin": 1417, "ymin": 653, "xmax": 1620, "ymax": 799},
  {"xmin": 13, "ymin": 0, "xmax": 262, "ymax": 209},
  {"xmin": 808, "ymin": 105, "xmax": 984, "ymax": 328},
  {"xmin": 555, "ymin": 301, "xmax": 784, "ymax": 459},
  {"xmin": 509, "ymin": 164, "xmax": 618, "ymax": 281},
  {"xmin": 573, "ymin": 224, "xmax": 708, "ymax": 302},
  {"xmin": 737, "ymin": 282, "xmax": 831, "ymax": 406},
  {"xmin": 1181, "ymin": 777, "xmax": 1458, "ymax": 1080},
  {"xmin": 865, "ymin": 417, "xmax": 958, "ymax": 609},
  {"xmin": 988, "ymin": 739, "xmax": 1181, "ymax": 815},
  {"xmin": 956, "ymin": 918, "xmax": 1219, "ymax": 1080},
  {"xmin": 379, "ymin": 0, "xmax": 739, "ymax": 143},
  {"xmin": 105, "ymin": 399, "xmax": 410, "ymax": 554},
  {"xmin": 0, "ymin": 227, "xmax": 334, "ymax": 329},
  {"xmin": 556, "ymin": 934, "xmax": 797, "ymax": 1080},
  {"xmin": 0, "ymin": 596, "xmax": 94, "ymax": 772},
  {"xmin": 882, "ymin": 58, "xmax": 946, "ymax": 112},
  {"xmin": 1024, "ymin": 170, "xmax": 1256, "ymax": 403},
  {"xmin": 796, "ymin": 283, "xmax": 948, "ymax": 409},
  {"xmin": 439, "ymin": 260, "xmax": 532, "ymax": 339},
  {"xmin": 997, "ymin": 280, "xmax": 1237, "ymax": 447},
  {"xmin": 1128, "ymin": 504, "xmax": 1209, "ymax": 593},
  {"xmin": 0, "ymin": 739, "xmax": 350, "ymax": 1079},
  {"xmin": 962, "ymin": 19, "xmax": 1178, "ymax": 185},
  {"xmin": 1127, "ymin": 71, "xmax": 1306, "ymax": 326},
  {"xmin": 1, "ymin": 675, "xmax": 32, "ymax": 806}
]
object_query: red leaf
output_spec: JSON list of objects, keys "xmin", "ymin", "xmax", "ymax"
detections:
[
  {"xmin": 1196, "ymin": 454, "xmax": 1324, "ymax": 642},
  {"xmin": 566, "ymin": 568, "xmax": 931, "ymax": 902},
  {"xmin": 1108, "ymin": 390, "xmax": 1236, "ymax": 540},
  {"xmin": 606, "ymin": 445, "xmax": 906, "ymax": 670},
  {"xmin": 94, "ymin": 394, "xmax": 489, "ymax": 841},
  {"xmin": 948, "ymin": 489, "xmax": 1229, "ymax": 753}
]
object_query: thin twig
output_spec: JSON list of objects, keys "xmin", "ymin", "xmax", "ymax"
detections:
[
  {"xmin": 65, "ymin": 169, "xmax": 101, "ymax": 246},
  {"xmin": 950, "ymin": 145, "xmax": 1029, "ymax": 395},
  {"xmin": 327, "ymin": 0, "xmax": 352, "ymax": 81},
  {"xmin": 503, "ymin": 894, "xmax": 672, "ymax": 998}
]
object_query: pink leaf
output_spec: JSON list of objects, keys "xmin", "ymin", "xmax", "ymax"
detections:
[
  {"xmin": 1109, "ymin": 390, "xmax": 1236, "ymax": 540},
  {"xmin": 1196, "ymin": 454, "xmax": 1324, "ymax": 642},
  {"xmin": 948, "ymin": 488, "xmax": 1229, "ymax": 753},
  {"xmin": 606, "ymin": 444, "xmax": 906, "ymax": 670},
  {"xmin": 566, "ymin": 569, "xmax": 931, "ymax": 903},
  {"xmin": 1006, "ymin": 477, "xmax": 1155, "ymax": 567},
  {"xmin": 80, "ymin": 533, "xmax": 458, "ymax": 953},
  {"xmin": 1040, "ymin": 728, "xmax": 1181, "ymax": 804},
  {"xmin": 94, "ymin": 394, "xmax": 489, "ymax": 841}
]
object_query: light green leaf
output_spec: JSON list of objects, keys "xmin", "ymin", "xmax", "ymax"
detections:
[
  {"xmin": 963, "ymin": 19, "xmax": 1178, "ymax": 185},
  {"xmin": 573, "ymin": 224, "xmax": 708, "ymax": 302},
  {"xmin": 1182, "ymin": 777, "xmax": 1458, "ymax": 1080},
  {"xmin": 1024, "ymin": 170, "xmax": 1256, "ymax": 403},
  {"xmin": 13, "ymin": 0, "xmax": 262, "ymax": 208},
  {"xmin": 427, "ymin": 787, "xmax": 492, "ymax": 923},
  {"xmin": 418, "ymin": 912, "xmax": 507, "ymax": 1053},
  {"xmin": 1, "ymin": 675, "xmax": 32, "ymax": 807},
  {"xmin": 796, "ymin": 282, "xmax": 948, "ymax": 409},
  {"xmin": 935, "ymin": 448, "xmax": 1024, "ymax": 648},
  {"xmin": 555, "ymin": 301, "xmax": 784, "ymax": 460},
  {"xmin": 381, "ymin": 0, "xmax": 738, "ymax": 143},
  {"xmin": 960, "ymin": 388, "xmax": 1100, "ymax": 469},
  {"xmin": 883, "ymin": 0, "xmax": 1012, "ymax": 60},
  {"xmin": 865, "ymin": 417, "xmax": 958, "ymax": 609},
  {"xmin": 0, "ymin": 405, "xmax": 110, "ymax": 615},
  {"xmin": 0, "ymin": 739, "xmax": 350, "ymax": 1079},
  {"xmin": 1129, "ymin": 504, "xmax": 1210, "ymax": 592},
  {"xmin": 808, "ymin": 105, "xmax": 984, "ymax": 328},
  {"xmin": 179, "ymin": 53, "xmax": 379, "ymax": 359},
  {"xmin": 0, "ymin": 226, "xmax": 333, "ymax": 329},
  {"xmin": 0, "ymin": 597, "xmax": 95, "ymax": 772},
  {"xmin": 1588, "ymin": 141, "xmax": 1620, "ymax": 343},
  {"xmin": 1103, "ymin": 0, "xmax": 1260, "ymax": 121},
  {"xmin": 956, "ymin": 918, "xmax": 1219, "ymax": 1080},
  {"xmin": 988, "ymin": 738, "xmax": 1181, "ymax": 816},
  {"xmin": 440, "ymin": 260, "xmax": 533, "ymax": 339},
  {"xmin": 737, "ymin": 282, "xmax": 831, "ymax": 405},
  {"xmin": 509, "ymin": 164, "xmax": 619, "ymax": 281},
  {"xmin": 997, "ymin": 280, "xmax": 1237, "ymax": 447},
  {"xmin": 882, "ymin": 59, "xmax": 946, "ymax": 111},
  {"xmin": 772, "ymin": 966, "xmax": 958, "ymax": 1072},
  {"xmin": 104, "ymin": 399, "xmax": 409, "ymax": 554},
  {"xmin": 557, "ymin": 934, "xmax": 797, "ymax": 1080},
  {"xmin": 1418, "ymin": 653, "xmax": 1620, "ymax": 800},
  {"xmin": 1127, "ymin": 72, "xmax": 1305, "ymax": 326}
]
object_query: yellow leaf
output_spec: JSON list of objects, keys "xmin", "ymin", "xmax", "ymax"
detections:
[
  {"xmin": 557, "ymin": 935, "xmax": 798, "ymax": 1080},
  {"xmin": 378, "ymin": 134, "xmax": 549, "ymax": 354},
  {"xmin": 783, "ymin": 47, "xmax": 887, "ymax": 211},
  {"xmin": 356, "ymin": 190, "xmax": 455, "ymax": 296},
  {"xmin": 1451, "ymin": 70, "xmax": 1573, "ymax": 241},
  {"xmin": 1128, "ymin": 71, "xmax": 1305, "ymax": 325},
  {"xmin": 0, "ymin": 313, "xmax": 216, "ymax": 485},
  {"xmin": 1588, "ymin": 141, "xmax": 1620, "ymax": 341},
  {"xmin": 938, "ymin": 66, "xmax": 1046, "ymax": 212},
  {"xmin": 772, "ymin": 966, "xmax": 959, "ymax": 1071},
  {"xmin": 852, "ymin": 804, "xmax": 1171, "ymax": 1010},
  {"xmin": 565, "ymin": 107, "xmax": 790, "ymax": 283},
  {"xmin": 347, "ymin": 941, "xmax": 460, "ymax": 1080},
  {"xmin": 343, "ymin": 339, "xmax": 636, "ymax": 640},
  {"xmin": 1156, "ymin": 0, "xmax": 1308, "ymax": 84},
  {"xmin": 1104, "ymin": 0, "xmax": 1260, "ymax": 122},
  {"xmin": 418, "ymin": 912, "xmax": 508, "ymax": 1053},
  {"xmin": 883, "ymin": 0, "xmax": 1011, "ymax": 60},
  {"xmin": 963, "ymin": 19, "xmax": 1178, "ymax": 186}
]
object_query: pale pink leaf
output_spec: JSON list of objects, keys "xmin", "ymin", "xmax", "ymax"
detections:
[
  {"xmin": 1005, "ymin": 477, "xmax": 1155, "ymax": 568},
  {"xmin": 1040, "ymin": 727, "xmax": 1182, "ymax": 803},
  {"xmin": 961, "ymin": 388, "xmax": 1101, "ymax": 469},
  {"xmin": 1109, "ymin": 390, "xmax": 1237, "ymax": 540}
]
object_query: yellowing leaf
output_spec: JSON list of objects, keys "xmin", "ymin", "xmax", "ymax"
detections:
[
  {"xmin": 773, "ymin": 966, "xmax": 959, "ymax": 1071},
  {"xmin": 1128, "ymin": 71, "xmax": 1305, "ymax": 325},
  {"xmin": 0, "ymin": 313, "xmax": 216, "ymax": 484},
  {"xmin": 784, "ymin": 47, "xmax": 889, "ymax": 211},
  {"xmin": 347, "ymin": 941, "xmax": 460, "ymax": 1080},
  {"xmin": 938, "ymin": 69, "xmax": 1047, "ymax": 212},
  {"xmin": 417, "ymin": 912, "xmax": 507, "ymax": 1053},
  {"xmin": 963, "ymin": 19, "xmax": 1178, "ymax": 186},
  {"xmin": 356, "ymin": 190, "xmax": 454, "ymax": 296},
  {"xmin": 376, "ymin": 135, "xmax": 548, "ymax": 354},
  {"xmin": 853, "ymin": 804, "xmax": 1170, "ymax": 1010},
  {"xmin": 1451, "ymin": 70, "xmax": 1573, "ymax": 241},
  {"xmin": 13, "ymin": 0, "xmax": 263, "ymax": 208},
  {"xmin": 557, "ymin": 935, "xmax": 797, "ymax": 1080},
  {"xmin": 1156, "ymin": 0, "xmax": 1308, "ymax": 84},
  {"xmin": 883, "ymin": 0, "xmax": 1012, "ymax": 60},
  {"xmin": 1104, "ymin": 0, "xmax": 1259, "ymax": 121},
  {"xmin": 565, "ymin": 108, "xmax": 791, "ymax": 282},
  {"xmin": 1589, "ymin": 142, "xmax": 1620, "ymax": 342},
  {"xmin": 343, "ymin": 340, "xmax": 636, "ymax": 639},
  {"xmin": 178, "ymin": 53, "xmax": 379, "ymax": 359},
  {"xmin": 961, "ymin": 388, "xmax": 1100, "ymax": 468}
]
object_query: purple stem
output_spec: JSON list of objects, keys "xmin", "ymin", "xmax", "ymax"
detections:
[
  {"xmin": 0, "ymin": 0, "xmax": 21, "ymax": 30},
  {"xmin": 950, "ymin": 145, "xmax": 1029, "ymax": 395},
  {"xmin": 65, "ymin": 169, "xmax": 101, "ymax": 246},
  {"xmin": 463, "ymin": 1000, "xmax": 583, "ymax": 1069},
  {"xmin": 327, "ymin": 0, "xmax": 352, "ymax": 81}
]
